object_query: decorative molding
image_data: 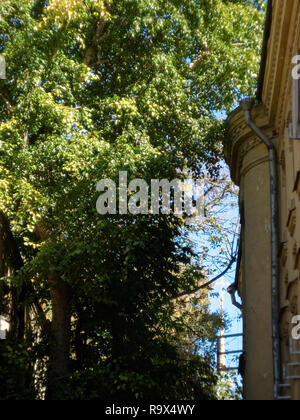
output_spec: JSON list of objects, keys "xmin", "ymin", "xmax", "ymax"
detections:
[
  {"xmin": 287, "ymin": 278, "xmax": 299, "ymax": 320},
  {"xmin": 280, "ymin": 242, "xmax": 288, "ymax": 267},
  {"xmin": 284, "ymin": 273, "xmax": 289, "ymax": 290},
  {"xmin": 240, "ymin": 156, "xmax": 269, "ymax": 180},
  {"xmin": 294, "ymin": 170, "xmax": 300, "ymax": 198},
  {"xmin": 226, "ymin": 106, "xmax": 273, "ymax": 185},
  {"xmin": 290, "ymin": 294, "xmax": 299, "ymax": 316},
  {"xmin": 263, "ymin": 0, "xmax": 285, "ymax": 114},
  {"xmin": 294, "ymin": 248, "xmax": 300, "ymax": 271},
  {"xmin": 277, "ymin": 1, "xmax": 300, "ymax": 138},
  {"xmin": 238, "ymin": 137, "xmax": 262, "ymax": 161},
  {"xmin": 287, "ymin": 208, "xmax": 297, "ymax": 237}
]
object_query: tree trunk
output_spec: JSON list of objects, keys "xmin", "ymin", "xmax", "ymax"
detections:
[
  {"xmin": 35, "ymin": 222, "xmax": 72, "ymax": 400},
  {"xmin": 47, "ymin": 275, "xmax": 71, "ymax": 400},
  {"xmin": 0, "ymin": 210, "xmax": 25, "ymax": 341}
]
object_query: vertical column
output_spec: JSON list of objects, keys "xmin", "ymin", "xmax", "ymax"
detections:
[{"xmin": 241, "ymin": 140, "xmax": 274, "ymax": 400}]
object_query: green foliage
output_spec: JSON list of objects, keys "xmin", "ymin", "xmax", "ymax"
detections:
[
  {"xmin": 216, "ymin": 371, "xmax": 243, "ymax": 400},
  {"xmin": 0, "ymin": 341, "xmax": 36, "ymax": 400},
  {"xmin": 0, "ymin": 0, "xmax": 264, "ymax": 400}
]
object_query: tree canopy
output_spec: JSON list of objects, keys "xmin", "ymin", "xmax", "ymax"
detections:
[{"xmin": 0, "ymin": 0, "xmax": 264, "ymax": 400}]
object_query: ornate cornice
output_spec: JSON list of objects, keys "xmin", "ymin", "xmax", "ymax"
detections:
[
  {"xmin": 226, "ymin": 0, "xmax": 299, "ymax": 186},
  {"xmin": 262, "ymin": 0, "xmax": 285, "ymax": 118},
  {"xmin": 226, "ymin": 105, "xmax": 272, "ymax": 185},
  {"xmin": 277, "ymin": 0, "xmax": 300, "ymax": 148},
  {"xmin": 262, "ymin": 0, "xmax": 300, "ymax": 136}
]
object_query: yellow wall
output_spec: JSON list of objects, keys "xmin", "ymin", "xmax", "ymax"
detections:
[{"xmin": 226, "ymin": 0, "xmax": 300, "ymax": 400}]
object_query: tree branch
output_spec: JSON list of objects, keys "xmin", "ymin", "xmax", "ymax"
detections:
[
  {"xmin": 0, "ymin": 211, "xmax": 48, "ymax": 334},
  {"xmin": 0, "ymin": 90, "xmax": 13, "ymax": 116},
  {"xmin": 177, "ymin": 254, "xmax": 237, "ymax": 299}
]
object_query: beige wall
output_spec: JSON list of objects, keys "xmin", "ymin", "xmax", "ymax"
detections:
[
  {"xmin": 226, "ymin": 110, "xmax": 275, "ymax": 400},
  {"xmin": 226, "ymin": 0, "xmax": 300, "ymax": 400},
  {"xmin": 241, "ymin": 142, "xmax": 274, "ymax": 400}
]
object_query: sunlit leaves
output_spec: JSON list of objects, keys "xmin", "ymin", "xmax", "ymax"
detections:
[{"xmin": 0, "ymin": 0, "xmax": 264, "ymax": 399}]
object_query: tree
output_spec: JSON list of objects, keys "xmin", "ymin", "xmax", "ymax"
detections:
[{"xmin": 0, "ymin": 0, "xmax": 264, "ymax": 400}]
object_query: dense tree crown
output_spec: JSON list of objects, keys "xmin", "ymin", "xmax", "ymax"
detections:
[{"xmin": 0, "ymin": 0, "xmax": 264, "ymax": 400}]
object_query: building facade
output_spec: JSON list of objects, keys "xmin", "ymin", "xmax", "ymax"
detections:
[
  {"xmin": 0, "ymin": 315, "xmax": 9, "ymax": 340},
  {"xmin": 226, "ymin": 0, "xmax": 300, "ymax": 400}
]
